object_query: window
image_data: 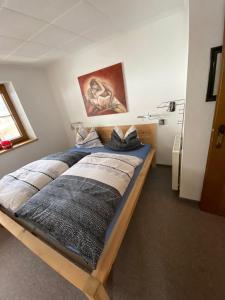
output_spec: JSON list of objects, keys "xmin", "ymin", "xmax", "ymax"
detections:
[{"xmin": 0, "ymin": 84, "xmax": 28, "ymax": 145}]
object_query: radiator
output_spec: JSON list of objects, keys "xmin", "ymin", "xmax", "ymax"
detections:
[{"xmin": 172, "ymin": 134, "xmax": 181, "ymax": 190}]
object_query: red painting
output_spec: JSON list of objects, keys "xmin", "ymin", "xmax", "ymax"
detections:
[{"xmin": 78, "ymin": 63, "xmax": 127, "ymax": 117}]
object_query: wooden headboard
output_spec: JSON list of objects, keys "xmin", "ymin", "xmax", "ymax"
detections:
[{"xmin": 94, "ymin": 124, "xmax": 157, "ymax": 149}]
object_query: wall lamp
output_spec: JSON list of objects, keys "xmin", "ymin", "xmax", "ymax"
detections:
[{"xmin": 71, "ymin": 122, "xmax": 83, "ymax": 130}]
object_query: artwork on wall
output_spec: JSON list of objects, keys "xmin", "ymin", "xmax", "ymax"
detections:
[
  {"xmin": 78, "ymin": 63, "xmax": 128, "ymax": 117},
  {"xmin": 206, "ymin": 46, "xmax": 223, "ymax": 102}
]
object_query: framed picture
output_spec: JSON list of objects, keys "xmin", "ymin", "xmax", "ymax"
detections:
[
  {"xmin": 206, "ymin": 46, "xmax": 223, "ymax": 102},
  {"xmin": 78, "ymin": 63, "xmax": 128, "ymax": 117}
]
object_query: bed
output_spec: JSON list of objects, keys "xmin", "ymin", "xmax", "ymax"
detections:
[{"xmin": 0, "ymin": 124, "xmax": 156, "ymax": 300}]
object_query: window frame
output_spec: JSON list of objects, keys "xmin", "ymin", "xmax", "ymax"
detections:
[{"xmin": 0, "ymin": 84, "xmax": 28, "ymax": 145}]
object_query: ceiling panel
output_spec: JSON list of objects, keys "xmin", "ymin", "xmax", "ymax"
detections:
[
  {"xmin": 59, "ymin": 37, "xmax": 93, "ymax": 53},
  {"xmin": 0, "ymin": 36, "xmax": 23, "ymax": 55},
  {"xmin": 3, "ymin": 0, "xmax": 79, "ymax": 22},
  {"xmin": 54, "ymin": 1, "xmax": 108, "ymax": 35},
  {"xmin": 82, "ymin": 23, "xmax": 118, "ymax": 42},
  {"xmin": 30, "ymin": 25, "xmax": 77, "ymax": 47},
  {"xmin": 12, "ymin": 42, "xmax": 50, "ymax": 58},
  {"xmin": 0, "ymin": 8, "xmax": 46, "ymax": 39},
  {"xmin": 2, "ymin": 55, "xmax": 38, "ymax": 62},
  {"xmin": 88, "ymin": 0, "xmax": 183, "ymax": 28}
]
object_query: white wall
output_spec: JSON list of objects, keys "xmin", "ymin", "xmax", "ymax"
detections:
[
  {"xmin": 0, "ymin": 64, "xmax": 69, "ymax": 178},
  {"xmin": 180, "ymin": 0, "xmax": 225, "ymax": 200},
  {"xmin": 47, "ymin": 9, "xmax": 188, "ymax": 165}
]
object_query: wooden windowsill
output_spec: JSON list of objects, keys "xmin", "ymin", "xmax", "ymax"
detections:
[{"xmin": 0, "ymin": 138, "xmax": 38, "ymax": 155}]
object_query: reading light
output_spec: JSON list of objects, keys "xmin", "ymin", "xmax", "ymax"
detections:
[
  {"xmin": 71, "ymin": 122, "xmax": 83, "ymax": 130},
  {"xmin": 137, "ymin": 99, "xmax": 185, "ymax": 126},
  {"xmin": 137, "ymin": 113, "xmax": 168, "ymax": 125},
  {"xmin": 137, "ymin": 113, "xmax": 165, "ymax": 120}
]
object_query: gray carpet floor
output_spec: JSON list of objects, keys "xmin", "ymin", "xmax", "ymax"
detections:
[{"xmin": 1, "ymin": 166, "xmax": 225, "ymax": 300}]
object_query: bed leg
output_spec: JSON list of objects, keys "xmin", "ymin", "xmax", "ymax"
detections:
[
  {"xmin": 95, "ymin": 284, "xmax": 110, "ymax": 300},
  {"xmin": 152, "ymin": 155, "xmax": 156, "ymax": 168},
  {"xmin": 84, "ymin": 277, "xmax": 110, "ymax": 300},
  {"xmin": 85, "ymin": 284, "xmax": 110, "ymax": 300}
]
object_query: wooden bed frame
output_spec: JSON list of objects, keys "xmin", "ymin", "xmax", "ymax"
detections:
[{"xmin": 0, "ymin": 124, "xmax": 156, "ymax": 300}]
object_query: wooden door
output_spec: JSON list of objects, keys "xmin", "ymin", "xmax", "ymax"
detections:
[{"xmin": 200, "ymin": 24, "xmax": 225, "ymax": 216}]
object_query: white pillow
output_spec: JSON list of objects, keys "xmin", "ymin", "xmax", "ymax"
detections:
[
  {"xmin": 124, "ymin": 125, "xmax": 138, "ymax": 139},
  {"xmin": 76, "ymin": 127, "xmax": 103, "ymax": 148},
  {"xmin": 76, "ymin": 126, "xmax": 88, "ymax": 141},
  {"xmin": 114, "ymin": 126, "xmax": 124, "ymax": 140}
]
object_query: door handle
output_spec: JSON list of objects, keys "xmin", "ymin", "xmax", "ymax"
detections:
[{"xmin": 216, "ymin": 124, "xmax": 225, "ymax": 148}]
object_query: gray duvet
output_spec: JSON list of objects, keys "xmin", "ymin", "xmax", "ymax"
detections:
[
  {"xmin": 42, "ymin": 151, "xmax": 89, "ymax": 167},
  {"xmin": 16, "ymin": 175, "xmax": 121, "ymax": 269}
]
